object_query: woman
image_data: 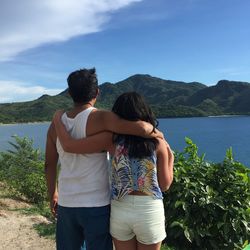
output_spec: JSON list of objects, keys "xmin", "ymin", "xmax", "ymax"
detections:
[{"xmin": 53, "ymin": 92, "xmax": 174, "ymax": 250}]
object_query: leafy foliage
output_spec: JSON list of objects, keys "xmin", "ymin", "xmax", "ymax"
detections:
[
  {"xmin": 1, "ymin": 75, "xmax": 250, "ymax": 123},
  {"xmin": 0, "ymin": 136, "xmax": 47, "ymax": 204},
  {"xmin": 164, "ymin": 138, "xmax": 250, "ymax": 250},
  {"xmin": 0, "ymin": 135, "xmax": 249, "ymax": 249}
]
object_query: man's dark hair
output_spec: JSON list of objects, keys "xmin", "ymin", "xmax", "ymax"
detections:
[{"xmin": 67, "ymin": 68, "xmax": 98, "ymax": 103}]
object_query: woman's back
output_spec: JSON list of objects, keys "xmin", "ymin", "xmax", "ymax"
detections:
[{"xmin": 111, "ymin": 139, "xmax": 163, "ymax": 200}]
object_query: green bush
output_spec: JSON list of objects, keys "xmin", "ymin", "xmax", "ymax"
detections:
[
  {"xmin": 164, "ymin": 138, "xmax": 250, "ymax": 250},
  {"xmin": 0, "ymin": 135, "xmax": 249, "ymax": 249},
  {"xmin": 0, "ymin": 135, "xmax": 47, "ymax": 204}
]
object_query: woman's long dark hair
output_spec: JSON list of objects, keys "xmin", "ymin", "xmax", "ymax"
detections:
[{"xmin": 112, "ymin": 92, "xmax": 159, "ymax": 158}]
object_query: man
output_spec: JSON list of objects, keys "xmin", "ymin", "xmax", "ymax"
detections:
[{"xmin": 45, "ymin": 68, "xmax": 160, "ymax": 250}]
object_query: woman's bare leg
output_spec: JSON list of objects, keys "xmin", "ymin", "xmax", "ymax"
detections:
[
  {"xmin": 137, "ymin": 241, "xmax": 162, "ymax": 250},
  {"xmin": 112, "ymin": 236, "xmax": 137, "ymax": 250}
]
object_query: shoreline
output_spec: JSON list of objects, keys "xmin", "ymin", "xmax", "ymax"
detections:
[
  {"xmin": 0, "ymin": 121, "xmax": 51, "ymax": 126},
  {"xmin": 1, "ymin": 114, "xmax": 250, "ymax": 125},
  {"xmin": 207, "ymin": 114, "xmax": 248, "ymax": 118}
]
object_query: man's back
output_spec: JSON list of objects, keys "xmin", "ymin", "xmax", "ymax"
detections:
[{"xmin": 56, "ymin": 107, "xmax": 110, "ymax": 207}]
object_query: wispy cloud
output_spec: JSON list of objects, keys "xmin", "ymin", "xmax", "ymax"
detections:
[
  {"xmin": 0, "ymin": 81, "xmax": 63, "ymax": 103},
  {"xmin": 0, "ymin": 0, "xmax": 142, "ymax": 61},
  {"xmin": 214, "ymin": 68, "xmax": 250, "ymax": 77}
]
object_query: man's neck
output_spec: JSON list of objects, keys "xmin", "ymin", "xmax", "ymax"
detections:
[
  {"xmin": 73, "ymin": 102, "xmax": 93, "ymax": 109},
  {"xmin": 67, "ymin": 100, "xmax": 95, "ymax": 118}
]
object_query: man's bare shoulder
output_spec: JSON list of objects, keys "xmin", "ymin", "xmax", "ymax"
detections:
[
  {"xmin": 90, "ymin": 108, "xmax": 110, "ymax": 116},
  {"xmin": 87, "ymin": 109, "xmax": 112, "ymax": 135},
  {"xmin": 88, "ymin": 109, "xmax": 113, "ymax": 121}
]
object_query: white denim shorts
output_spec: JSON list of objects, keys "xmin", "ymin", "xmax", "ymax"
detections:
[{"xmin": 110, "ymin": 195, "xmax": 166, "ymax": 245}]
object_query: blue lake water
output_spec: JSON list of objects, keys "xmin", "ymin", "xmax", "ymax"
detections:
[
  {"xmin": 0, "ymin": 116, "xmax": 249, "ymax": 167},
  {"xmin": 158, "ymin": 116, "xmax": 250, "ymax": 167}
]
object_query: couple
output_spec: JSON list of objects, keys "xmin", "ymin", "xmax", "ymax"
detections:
[{"xmin": 45, "ymin": 68, "xmax": 174, "ymax": 250}]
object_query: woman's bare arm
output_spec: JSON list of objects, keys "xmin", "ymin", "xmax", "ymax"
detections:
[{"xmin": 156, "ymin": 138, "xmax": 174, "ymax": 192}]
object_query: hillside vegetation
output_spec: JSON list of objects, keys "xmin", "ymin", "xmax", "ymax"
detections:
[{"xmin": 1, "ymin": 74, "xmax": 250, "ymax": 123}]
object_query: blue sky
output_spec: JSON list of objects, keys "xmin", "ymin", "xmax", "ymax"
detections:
[{"xmin": 0, "ymin": 0, "xmax": 249, "ymax": 103}]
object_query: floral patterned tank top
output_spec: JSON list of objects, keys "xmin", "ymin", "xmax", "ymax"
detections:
[{"xmin": 111, "ymin": 141, "xmax": 163, "ymax": 200}]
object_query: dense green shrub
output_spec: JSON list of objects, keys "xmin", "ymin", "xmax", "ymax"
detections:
[
  {"xmin": 164, "ymin": 138, "xmax": 250, "ymax": 250},
  {"xmin": 0, "ymin": 136, "xmax": 47, "ymax": 204},
  {"xmin": 0, "ymin": 136, "xmax": 249, "ymax": 249}
]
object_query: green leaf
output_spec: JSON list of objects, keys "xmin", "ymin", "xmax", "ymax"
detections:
[
  {"xmin": 169, "ymin": 221, "xmax": 185, "ymax": 229},
  {"xmin": 174, "ymin": 200, "xmax": 184, "ymax": 208},
  {"xmin": 184, "ymin": 228, "xmax": 193, "ymax": 243}
]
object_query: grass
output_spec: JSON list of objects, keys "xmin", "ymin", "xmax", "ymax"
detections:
[
  {"xmin": 0, "ymin": 183, "xmax": 56, "ymax": 239},
  {"xmin": 33, "ymin": 222, "xmax": 56, "ymax": 239},
  {"xmin": 15, "ymin": 204, "xmax": 56, "ymax": 239}
]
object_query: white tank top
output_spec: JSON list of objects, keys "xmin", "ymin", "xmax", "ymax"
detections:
[{"xmin": 56, "ymin": 107, "xmax": 110, "ymax": 207}]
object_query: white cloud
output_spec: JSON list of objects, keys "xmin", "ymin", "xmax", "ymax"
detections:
[
  {"xmin": 0, "ymin": 81, "xmax": 63, "ymax": 103},
  {"xmin": 0, "ymin": 0, "xmax": 142, "ymax": 61}
]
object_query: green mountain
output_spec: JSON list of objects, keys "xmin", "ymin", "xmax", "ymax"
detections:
[
  {"xmin": 186, "ymin": 80, "xmax": 250, "ymax": 115},
  {"xmin": 0, "ymin": 75, "xmax": 249, "ymax": 123}
]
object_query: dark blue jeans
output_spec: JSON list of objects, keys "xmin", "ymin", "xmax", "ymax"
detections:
[{"xmin": 56, "ymin": 205, "xmax": 113, "ymax": 250}]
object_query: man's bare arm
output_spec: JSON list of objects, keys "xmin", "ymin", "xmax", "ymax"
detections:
[
  {"xmin": 44, "ymin": 122, "xmax": 59, "ymax": 217},
  {"xmin": 87, "ymin": 109, "xmax": 163, "ymax": 138}
]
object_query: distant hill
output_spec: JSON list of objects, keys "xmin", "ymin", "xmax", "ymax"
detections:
[
  {"xmin": 186, "ymin": 80, "xmax": 250, "ymax": 115},
  {"xmin": 0, "ymin": 75, "xmax": 250, "ymax": 123}
]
